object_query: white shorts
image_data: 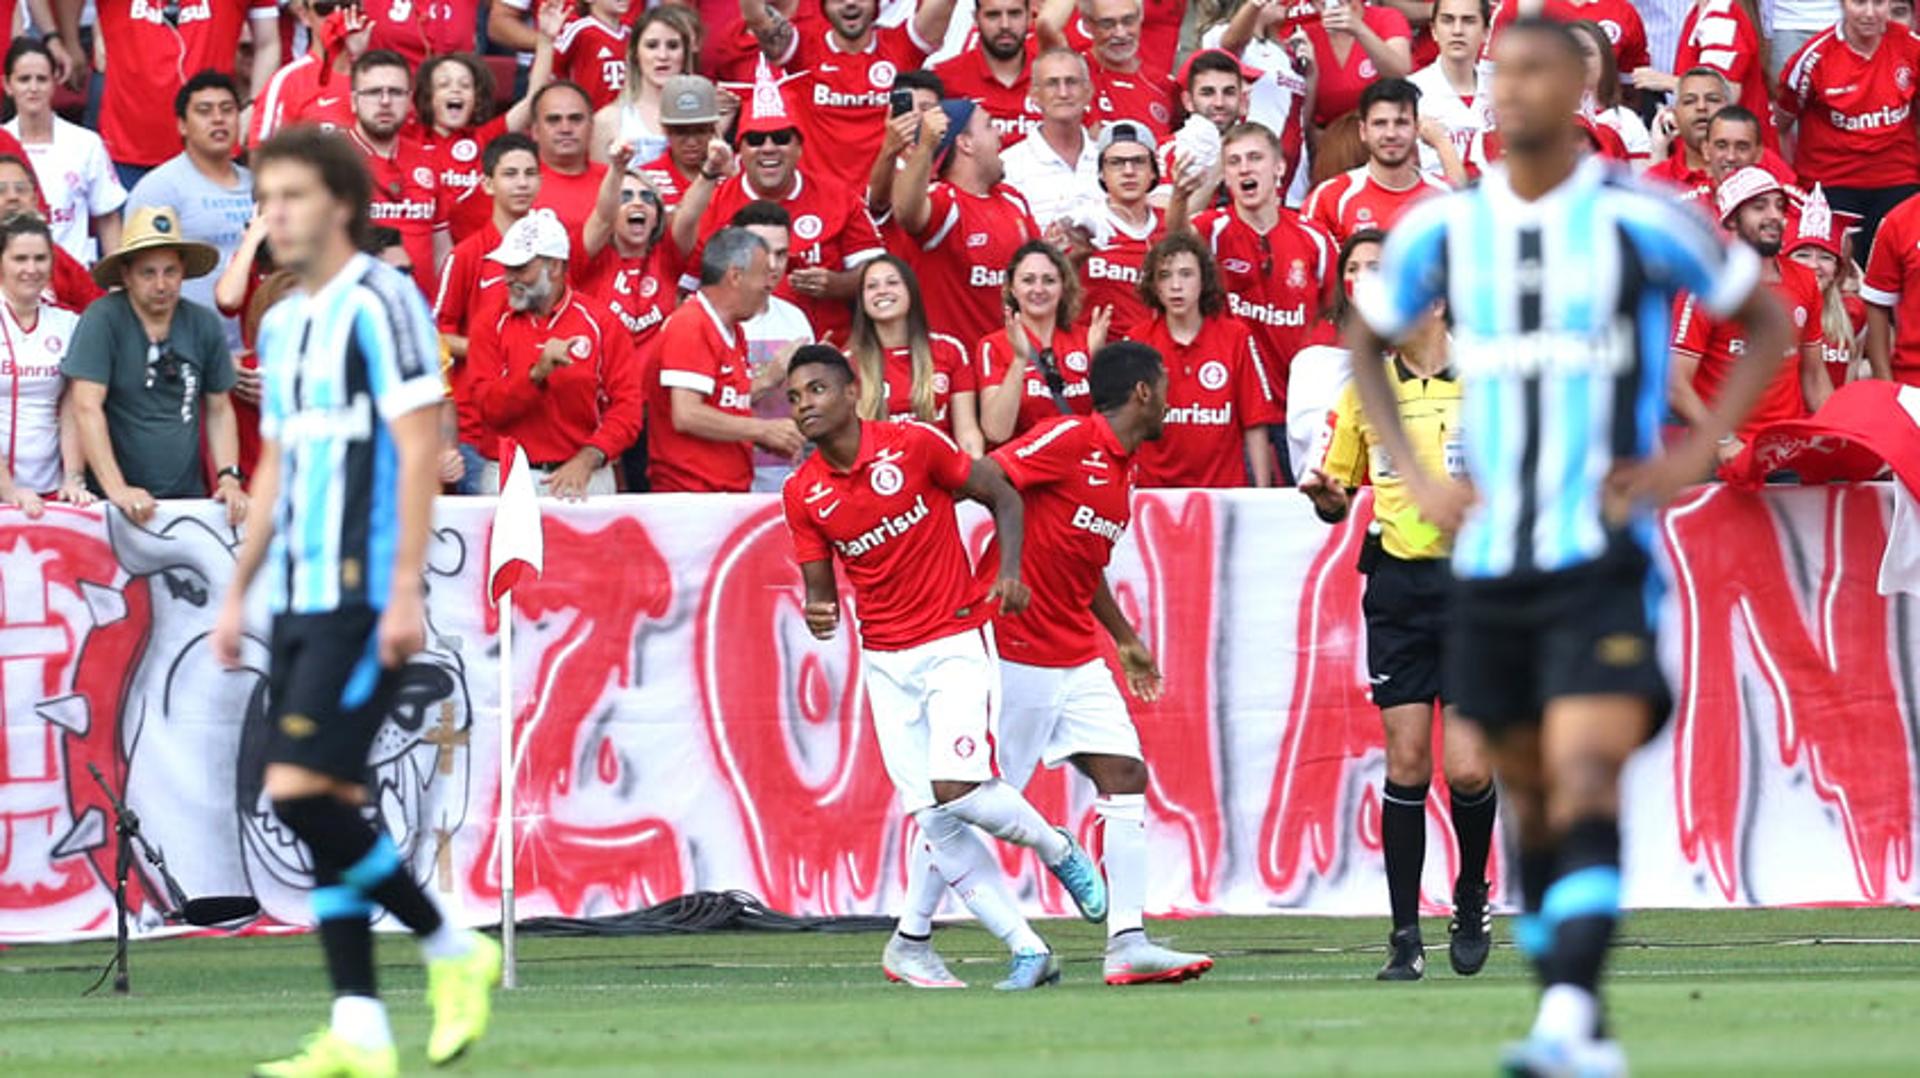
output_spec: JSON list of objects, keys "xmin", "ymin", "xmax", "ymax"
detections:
[
  {"xmin": 861, "ymin": 625, "xmax": 1000, "ymax": 815},
  {"xmin": 996, "ymin": 658, "xmax": 1143, "ymax": 789}
]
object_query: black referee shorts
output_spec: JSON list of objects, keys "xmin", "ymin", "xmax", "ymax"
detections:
[
  {"xmin": 1361, "ymin": 551, "xmax": 1450, "ymax": 710},
  {"xmin": 1446, "ymin": 547, "xmax": 1670, "ymax": 737},
  {"xmin": 262, "ymin": 606, "xmax": 401, "ymax": 784}
]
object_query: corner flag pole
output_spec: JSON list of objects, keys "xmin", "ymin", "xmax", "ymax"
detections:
[
  {"xmin": 486, "ymin": 441, "xmax": 543, "ymax": 991},
  {"xmin": 498, "ymin": 589, "xmax": 518, "ymax": 989}
]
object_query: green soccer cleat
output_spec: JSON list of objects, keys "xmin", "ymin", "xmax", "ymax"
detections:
[
  {"xmin": 426, "ymin": 932, "xmax": 503, "ymax": 1066},
  {"xmin": 253, "ymin": 1028, "xmax": 398, "ymax": 1078}
]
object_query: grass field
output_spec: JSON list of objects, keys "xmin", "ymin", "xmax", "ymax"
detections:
[{"xmin": 2, "ymin": 909, "xmax": 1916, "ymax": 1076}]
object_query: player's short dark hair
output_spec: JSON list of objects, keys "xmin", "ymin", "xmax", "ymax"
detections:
[
  {"xmin": 1502, "ymin": 15, "xmax": 1585, "ymax": 62},
  {"xmin": 415, "ymin": 53, "xmax": 497, "ymax": 128},
  {"xmin": 351, "ymin": 49, "xmax": 412, "ymax": 87},
  {"xmin": 483, "ymin": 132, "xmax": 539, "ymax": 175},
  {"xmin": 174, "ymin": 69, "xmax": 240, "ymax": 119},
  {"xmin": 362, "ymin": 226, "xmax": 405, "ymax": 255},
  {"xmin": 1708, "ymin": 104, "xmax": 1762, "ymax": 137},
  {"xmin": 894, "ymin": 70, "xmax": 945, "ymax": 98},
  {"xmin": 1185, "ymin": 49, "xmax": 1244, "ymax": 87},
  {"xmin": 1359, "ymin": 78, "xmax": 1420, "ymax": 121},
  {"xmin": 4, "ymin": 36, "xmax": 55, "ymax": 80},
  {"xmin": 252, "ymin": 127, "xmax": 375, "ymax": 250},
  {"xmin": 530, "ymin": 80, "xmax": 594, "ymax": 119},
  {"xmin": 1138, "ymin": 232, "xmax": 1226, "ymax": 319},
  {"xmin": 730, "ymin": 200, "xmax": 792, "ymax": 231},
  {"xmin": 788, "ymin": 343, "xmax": 855, "ymax": 385},
  {"xmin": 1089, "ymin": 342, "xmax": 1164, "ymax": 413}
]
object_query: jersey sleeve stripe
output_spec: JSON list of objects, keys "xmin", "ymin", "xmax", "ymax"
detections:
[
  {"xmin": 363, "ymin": 267, "xmax": 436, "ymax": 380},
  {"xmin": 1859, "ymin": 282, "xmax": 1901, "ymax": 307},
  {"xmin": 661, "ymin": 370, "xmax": 717, "ymax": 394}
]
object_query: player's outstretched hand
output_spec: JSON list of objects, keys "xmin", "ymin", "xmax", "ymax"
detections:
[
  {"xmin": 378, "ymin": 588, "xmax": 427, "ymax": 668},
  {"xmin": 212, "ymin": 594, "xmax": 246, "ymax": 670},
  {"xmin": 1407, "ymin": 472, "xmax": 1474, "ymax": 534},
  {"xmin": 803, "ymin": 600, "xmax": 838, "ymax": 640},
  {"xmin": 989, "ymin": 575, "xmax": 1031, "ymax": 616},
  {"xmin": 1116, "ymin": 639, "xmax": 1163, "ymax": 702}
]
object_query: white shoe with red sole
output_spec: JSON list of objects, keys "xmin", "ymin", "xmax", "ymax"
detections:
[{"xmin": 1103, "ymin": 932, "xmax": 1214, "ymax": 986}]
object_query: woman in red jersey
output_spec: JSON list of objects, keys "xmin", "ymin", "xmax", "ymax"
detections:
[
  {"xmin": 847, "ymin": 254, "xmax": 985, "ymax": 455},
  {"xmin": 977, "ymin": 240, "xmax": 1110, "ymax": 445},
  {"xmin": 1787, "ymin": 186, "xmax": 1869, "ymax": 386}
]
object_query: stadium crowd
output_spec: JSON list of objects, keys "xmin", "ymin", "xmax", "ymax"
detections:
[{"xmin": 0, "ymin": 0, "xmax": 1913, "ymax": 506}]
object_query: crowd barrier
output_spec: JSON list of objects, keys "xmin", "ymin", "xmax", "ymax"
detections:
[{"xmin": 0, "ymin": 485, "xmax": 1913, "ymax": 942}]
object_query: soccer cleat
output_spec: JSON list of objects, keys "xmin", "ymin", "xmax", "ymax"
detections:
[
  {"xmin": 1450, "ymin": 879, "xmax": 1494, "ymax": 976},
  {"xmin": 993, "ymin": 950, "xmax": 1062, "ymax": 991},
  {"xmin": 882, "ymin": 933, "xmax": 967, "ymax": 989},
  {"xmin": 1103, "ymin": 931, "xmax": 1214, "ymax": 986},
  {"xmin": 1500, "ymin": 1036, "xmax": 1629, "ymax": 1078},
  {"xmin": 1376, "ymin": 925, "xmax": 1426, "ymax": 981},
  {"xmin": 253, "ymin": 1028, "xmax": 398, "ymax": 1078},
  {"xmin": 425, "ymin": 931, "xmax": 503, "ymax": 1066},
  {"xmin": 1044, "ymin": 827, "xmax": 1109, "ymax": 923}
]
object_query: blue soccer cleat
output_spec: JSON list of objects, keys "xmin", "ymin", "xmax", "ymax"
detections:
[
  {"xmin": 994, "ymin": 950, "xmax": 1062, "ymax": 991},
  {"xmin": 1045, "ymin": 827, "xmax": 1108, "ymax": 923}
]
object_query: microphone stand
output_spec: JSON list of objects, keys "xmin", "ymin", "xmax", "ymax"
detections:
[{"xmin": 82, "ymin": 763, "xmax": 213, "ymax": 996}]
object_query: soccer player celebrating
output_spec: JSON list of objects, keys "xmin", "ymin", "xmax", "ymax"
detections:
[
  {"xmin": 215, "ymin": 126, "xmax": 499, "ymax": 1078},
  {"xmin": 1302, "ymin": 78, "xmax": 1456, "ymax": 245},
  {"xmin": 781, "ymin": 344, "xmax": 1109, "ymax": 991},
  {"xmin": 1348, "ymin": 17, "xmax": 1788, "ymax": 1073}
]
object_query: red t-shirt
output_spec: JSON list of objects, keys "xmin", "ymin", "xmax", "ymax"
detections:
[
  {"xmin": 1061, "ymin": 0, "xmax": 1185, "ymax": 82},
  {"xmin": 870, "ymin": 334, "xmax": 976, "ymax": 432},
  {"xmin": 932, "ymin": 40, "xmax": 1042, "ymax": 147},
  {"xmin": 1673, "ymin": 258, "xmax": 1824, "ymax": 438},
  {"xmin": 99, "ymin": 0, "xmax": 273, "ymax": 166},
  {"xmin": 1490, "ymin": 0, "xmax": 1649, "ymax": 72},
  {"xmin": 360, "ymin": 0, "xmax": 481, "ymax": 66},
  {"xmin": 781, "ymin": 420, "xmax": 989, "ymax": 652},
  {"xmin": 1088, "ymin": 59, "xmax": 1178, "ymax": 142},
  {"xmin": 691, "ymin": 170, "xmax": 884, "ymax": 339},
  {"xmin": 470, "ymin": 288, "xmax": 644, "ymax": 466},
  {"xmin": 556, "ymin": 16, "xmax": 630, "ymax": 110},
  {"xmin": 908, "ymin": 182, "xmax": 1040, "ymax": 348},
  {"xmin": 427, "ymin": 116, "xmax": 511, "ymax": 247},
  {"xmin": 1191, "ymin": 205, "xmax": 1334, "ymax": 406},
  {"xmin": 534, "ymin": 160, "xmax": 611, "ymax": 230},
  {"xmin": 637, "ymin": 150, "xmax": 694, "ymax": 210},
  {"xmin": 990, "ymin": 412, "xmax": 1135, "ymax": 668},
  {"xmin": 1677, "ymin": 0, "xmax": 1778, "ymax": 153},
  {"xmin": 779, "ymin": 24, "xmax": 933, "ymax": 194},
  {"xmin": 50, "ymin": 247, "xmax": 103, "ymax": 312},
  {"xmin": 976, "ymin": 323, "xmax": 1095, "ymax": 442},
  {"xmin": 1305, "ymin": 6, "xmax": 1412, "ymax": 127},
  {"xmin": 252, "ymin": 52, "xmax": 327, "ymax": 148},
  {"xmin": 1126, "ymin": 314, "xmax": 1280, "ymax": 487},
  {"xmin": 1779, "ymin": 24, "xmax": 1920, "ymax": 190},
  {"xmin": 1302, "ymin": 166, "xmax": 1450, "ymax": 245},
  {"xmin": 572, "ymin": 241, "xmax": 681, "ymax": 350},
  {"xmin": 1861, "ymin": 193, "xmax": 1920, "ymax": 384},
  {"xmin": 1078, "ymin": 208, "xmax": 1163, "ymax": 341},
  {"xmin": 433, "ymin": 221, "xmax": 505, "ymax": 449},
  {"xmin": 351, "ymin": 128, "xmax": 445, "ymax": 297},
  {"xmin": 651, "ymin": 292, "xmax": 755, "ymax": 491}
]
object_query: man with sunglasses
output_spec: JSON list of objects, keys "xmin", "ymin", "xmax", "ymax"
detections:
[
  {"xmin": 64, "ymin": 206, "xmax": 246, "ymax": 528},
  {"xmin": 347, "ymin": 50, "xmax": 447, "ymax": 298}
]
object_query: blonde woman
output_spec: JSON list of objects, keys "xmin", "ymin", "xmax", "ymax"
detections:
[
  {"xmin": 846, "ymin": 254, "xmax": 984, "ymax": 456},
  {"xmin": 591, "ymin": 8, "xmax": 696, "ymax": 166}
]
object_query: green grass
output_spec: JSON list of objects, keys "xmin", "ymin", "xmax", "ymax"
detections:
[{"xmin": 3, "ymin": 910, "xmax": 1916, "ymax": 1075}]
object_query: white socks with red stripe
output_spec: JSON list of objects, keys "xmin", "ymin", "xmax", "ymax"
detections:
[
  {"xmin": 943, "ymin": 780, "xmax": 1072, "ymax": 864},
  {"xmin": 914, "ymin": 806, "xmax": 1047, "ymax": 955},
  {"xmin": 1096, "ymin": 794, "xmax": 1147, "ymax": 938}
]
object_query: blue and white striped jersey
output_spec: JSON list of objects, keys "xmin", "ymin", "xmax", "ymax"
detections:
[
  {"xmin": 1354, "ymin": 157, "xmax": 1761, "ymax": 580},
  {"xmin": 256, "ymin": 253, "xmax": 446, "ymax": 614}
]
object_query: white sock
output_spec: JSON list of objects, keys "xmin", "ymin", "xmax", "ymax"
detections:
[
  {"xmin": 915, "ymin": 807, "xmax": 1047, "ymax": 955},
  {"xmin": 1532, "ymin": 984, "xmax": 1599, "ymax": 1042},
  {"xmin": 419, "ymin": 920, "xmax": 472, "ymax": 962},
  {"xmin": 943, "ymin": 780, "xmax": 1070, "ymax": 864},
  {"xmin": 896, "ymin": 838, "xmax": 944, "ymax": 938},
  {"xmin": 1097, "ymin": 794, "xmax": 1147, "ymax": 938},
  {"xmin": 330, "ymin": 994, "xmax": 393, "ymax": 1051}
]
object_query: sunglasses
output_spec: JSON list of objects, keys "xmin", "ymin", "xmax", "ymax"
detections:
[
  {"xmin": 619, "ymin": 188, "xmax": 662, "ymax": 207},
  {"xmin": 742, "ymin": 129, "xmax": 797, "ymax": 148},
  {"xmin": 145, "ymin": 341, "xmax": 183, "ymax": 389},
  {"xmin": 1033, "ymin": 347, "xmax": 1067, "ymax": 400}
]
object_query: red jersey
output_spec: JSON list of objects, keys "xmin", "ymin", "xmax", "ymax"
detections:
[
  {"xmin": 1861, "ymin": 192, "xmax": 1920, "ymax": 383},
  {"xmin": 360, "ymin": 0, "xmax": 481, "ymax": 65},
  {"xmin": 1192, "ymin": 205, "xmax": 1334, "ymax": 406},
  {"xmin": 1673, "ymin": 258, "xmax": 1824, "ymax": 438},
  {"xmin": 1078, "ymin": 208, "xmax": 1163, "ymax": 340},
  {"xmin": 1060, "ymin": 1, "xmax": 1184, "ymax": 79},
  {"xmin": 779, "ymin": 24, "xmax": 933, "ymax": 193},
  {"xmin": 990, "ymin": 412, "xmax": 1135, "ymax": 668},
  {"xmin": 1302, "ymin": 166, "xmax": 1450, "ymax": 245},
  {"xmin": 351, "ymin": 128, "xmax": 445, "ymax": 297},
  {"xmin": 1127, "ymin": 315, "xmax": 1280, "ymax": 487},
  {"xmin": 932, "ymin": 41, "xmax": 1042, "ymax": 146},
  {"xmin": 555, "ymin": 16, "xmax": 629, "ymax": 110},
  {"xmin": 1490, "ymin": 0, "xmax": 1648, "ymax": 72},
  {"xmin": 909, "ymin": 182, "xmax": 1040, "ymax": 347},
  {"xmin": 1677, "ymin": 0, "xmax": 1777, "ymax": 152},
  {"xmin": 572, "ymin": 242, "xmax": 680, "ymax": 350},
  {"xmin": 98, "ymin": 0, "xmax": 273, "ymax": 167},
  {"xmin": 691, "ymin": 170, "xmax": 885, "ymax": 339},
  {"xmin": 976, "ymin": 323, "xmax": 1095, "ymax": 441},
  {"xmin": 1305, "ymin": 6, "xmax": 1412, "ymax": 127},
  {"xmin": 1088, "ymin": 60, "xmax": 1178, "ymax": 142},
  {"xmin": 433, "ymin": 222, "xmax": 506, "ymax": 449},
  {"xmin": 636, "ymin": 150, "xmax": 694, "ymax": 210},
  {"xmin": 869, "ymin": 334, "xmax": 976, "ymax": 432},
  {"xmin": 471, "ymin": 287, "xmax": 643, "ymax": 466},
  {"xmin": 425, "ymin": 117, "xmax": 510, "ymax": 247},
  {"xmin": 252, "ymin": 52, "xmax": 328, "ymax": 148},
  {"xmin": 1779, "ymin": 24, "xmax": 1920, "ymax": 190},
  {"xmin": 650, "ymin": 292, "xmax": 756, "ymax": 491},
  {"xmin": 783, "ymin": 420, "xmax": 989, "ymax": 652},
  {"xmin": 50, "ymin": 246, "xmax": 103, "ymax": 312},
  {"xmin": 534, "ymin": 161, "xmax": 611, "ymax": 230}
]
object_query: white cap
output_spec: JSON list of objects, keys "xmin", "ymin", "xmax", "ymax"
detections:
[
  {"xmin": 1716, "ymin": 166, "xmax": 1783, "ymax": 226},
  {"xmin": 486, "ymin": 211, "xmax": 569, "ymax": 267}
]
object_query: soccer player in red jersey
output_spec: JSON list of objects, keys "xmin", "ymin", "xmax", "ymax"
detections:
[
  {"xmin": 1173, "ymin": 121, "xmax": 1333, "ymax": 481},
  {"xmin": 1081, "ymin": 122, "xmax": 1165, "ymax": 341},
  {"xmin": 1040, "ymin": 0, "xmax": 1178, "ymax": 140},
  {"xmin": 554, "ymin": 0, "xmax": 632, "ymax": 110},
  {"xmin": 1303, "ymin": 79, "xmax": 1453, "ymax": 245},
  {"xmin": 781, "ymin": 343, "xmax": 1110, "ymax": 992},
  {"xmin": 529, "ymin": 82, "xmax": 611, "ymax": 228},
  {"xmin": 893, "ymin": 99, "xmax": 1042, "ymax": 349},
  {"xmin": 978, "ymin": 242, "xmax": 1107, "ymax": 444},
  {"xmin": 1126, "ymin": 234, "xmax": 1278, "ymax": 487},
  {"xmin": 932, "ymin": 0, "xmax": 1043, "ymax": 145},
  {"xmin": 346, "ymin": 51, "xmax": 447, "ymax": 298},
  {"xmin": 1860, "ymin": 191, "xmax": 1920, "ymax": 384},
  {"xmin": 93, "ymin": 0, "xmax": 280, "ymax": 176},
  {"xmin": 1672, "ymin": 168, "xmax": 1831, "ymax": 460},
  {"xmin": 847, "ymin": 255, "xmax": 984, "ymax": 452}
]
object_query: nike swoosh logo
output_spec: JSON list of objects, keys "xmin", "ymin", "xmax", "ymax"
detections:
[
  {"xmin": 818, "ymin": 502, "xmax": 839, "ymax": 519},
  {"xmin": 1086, "ymin": 476, "xmax": 1109, "ymax": 486},
  {"xmin": 479, "ymin": 276, "xmax": 502, "ymax": 288}
]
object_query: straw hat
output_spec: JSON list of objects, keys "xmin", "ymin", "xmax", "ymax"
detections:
[{"xmin": 93, "ymin": 206, "xmax": 220, "ymax": 288}]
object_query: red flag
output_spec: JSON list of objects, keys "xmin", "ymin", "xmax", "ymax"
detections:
[
  {"xmin": 488, "ymin": 439, "xmax": 544, "ymax": 605},
  {"xmin": 1724, "ymin": 380, "xmax": 1920, "ymax": 497}
]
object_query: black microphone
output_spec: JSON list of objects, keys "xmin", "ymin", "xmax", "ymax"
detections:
[
  {"xmin": 179, "ymin": 895, "xmax": 262, "ymax": 926},
  {"xmin": 85, "ymin": 764, "xmax": 260, "ymax": 926}
]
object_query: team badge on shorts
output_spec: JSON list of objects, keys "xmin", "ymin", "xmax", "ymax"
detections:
[{"xmin": 953, "ymin": 736, "xmax": 976, "ymax": 759}]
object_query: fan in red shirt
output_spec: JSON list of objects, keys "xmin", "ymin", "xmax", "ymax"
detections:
[
  {"xmin": 1671, "ymin": 169, "xmax": 1831, "ymax": 460},
  {"xmin": 1642, "ymin": 68, "xmax": 1729, "ymax": 201},
  {"xmin": 417, "ymin": 42, "xmax": 554, "ymax": 247},
  {"xmin": 554, "ymin": 0, "xmax": 632, "ymax": 110},
  {"xmin": 574, "ymin": 149, "xmax": 680, "ymax": 349},
  {"xmin": 96, "ymin": 0, "xmax": 280, "ymax": 170},
  {"xmin": 1862, "ymin": 190, "xmax": 1920, "ymax": 386},
  {"xmin": 1040, "ymin": 0, "xmax": 1177, "ymax": 140},
  {"xmin": 1125, "ymin": 234, "xmax": 1279, "ymax": 487},
  {"xmin": 469, "ymin": 213, "xmax": 644, "ymax": 497},
  {"xmin": 358, "ymin": 0, "xmax": 483, "ymax": 66},
  {"xmin": 346, "ymin": 51, "xmax": 447, "ymax": 297},
  {"xmin": 846, "ymin": 254, "xmax": 984, "ymax": 452},
  {"xmin": 1300, "ymin": 0, "xmax": 1413, "ymax": 128},
  {"xmin": 650, "ymin": 227, "xmax": 805, "ymax": 491},
  {"xmin": 978, "ymin": 241, "xmax": 1105, "ymax": 445},
  {"xmin": 1785, "ymin": 184, "xmax": 1867, "ymax": 387},
  {"xmin": 1051, "ymin": 0, "xmax": 1185, "ymax": 80},
  {"xmin": 1489, "ymin": 0, "xmax": 1649, "ymax": 76},
  {"xmin": 1080, "ymin": 124, "xmax": 1165, "ymax": 340},
  {"xmin": 1672, "ymin": 0, "xmax": 1778, "ymax": 152},
  {"xmin": 250, "ymin": 2, "xmax": 362, "ymax": 150},
  {"xmin": 740, "ymin": 0, "xmax": 956, "ymax": 194},
  {"xmin": 528, "ymin": 82, "xmax": 612, "ymax": 228},
  {"xmin": 1302, "ymin": 78, "xmax": 1452, "ymax": 244},
  {"xmin": 0, "ymin": 153, "xmax": 97, "ymax": 312},
  {"xmin": 891, "ymin": 99, "xmax": 1042, "ymax": 349},
  {"xmin": 932, "ymin": 0, "xmax": 1043, "ymax": 145}
]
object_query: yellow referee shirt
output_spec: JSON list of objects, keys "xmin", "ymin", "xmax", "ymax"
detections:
[{"xmin": 1318, "ymin": 357, "xmax": 1464, "ymax": 561}]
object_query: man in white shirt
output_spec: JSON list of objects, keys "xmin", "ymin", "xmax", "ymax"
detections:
[
  {"xmin": 729, "ymin": 201, "xmax": 815, "ymax": 492},
  {"xmin": 1001, "ymin": 47, "xmax": 1103, "ymax": 230},
  {"xmin": 1407, "ymin": 0, "xmax": 1494, "ymax": 179}
]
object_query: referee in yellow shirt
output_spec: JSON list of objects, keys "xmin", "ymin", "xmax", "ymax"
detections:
[{"xmin": 1299, "ymin": 311, "xmax": 1498, "ymax": 983}]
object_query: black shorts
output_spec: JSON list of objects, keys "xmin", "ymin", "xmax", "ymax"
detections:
[
  {"xmin": 1362, "ymin": 552, "xmax": 1450, "ymax": 710},
  {"xmin": 1446, "ymin": 547, "xmax": 1670, "ymax": 736},
  {"xmin": 262, "ymin": 607, "xmax": 400, "ymax": 784}
]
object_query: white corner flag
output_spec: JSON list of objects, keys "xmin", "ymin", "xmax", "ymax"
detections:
[{"xmin": 487, "ymin": 442, "xmax": 543, "ymax": 989}]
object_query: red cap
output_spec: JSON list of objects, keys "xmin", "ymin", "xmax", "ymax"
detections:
[
  {"xmin": 734, "ymin": 56, "xmax": 802, "ymax": 140},
  {"xmin": 1785, "ymin": 184, "xmax": 1862, "ymax": 260}
]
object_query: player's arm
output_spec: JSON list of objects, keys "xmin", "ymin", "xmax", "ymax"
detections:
[
  {"xmin": 1093, "ymin": 575, "xmax": 1162, "ymax": 702},
  {"xmin": 382, "ymin": 404, "xmax": 440, "ymax": 665},
  {"xmin": 1866, "ymin": 303, "xmax": 1895, "ymax": 380},
  {"xmin": 798, "ymin": 559, "xmax": 839, "ymax": 639},
  {"xmin": 957, "ymin": 456, "xmax": 1030, "ymax": 615},
  {"xmin": 212, "ymin": 437, "xmax": 280, "ymax": 669}
]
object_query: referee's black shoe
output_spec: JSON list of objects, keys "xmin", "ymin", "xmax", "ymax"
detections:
[
  {"xmin": 1376, "ymin": 926, "xmax": 1425, "ymax": 981},
  {"xmin": 1450, "ymin": 880, "xmax": 1492, "ymax": 976}
]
